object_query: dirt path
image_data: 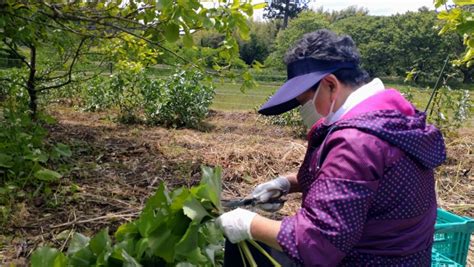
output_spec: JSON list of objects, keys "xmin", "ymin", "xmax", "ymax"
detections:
[{"xmin": 0, "ymin": 106, "xmax": 472, "ymax": 265}]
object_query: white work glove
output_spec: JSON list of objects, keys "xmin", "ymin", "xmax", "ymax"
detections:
[
  {"xmin": 252, "ymin": 176, "xmax": 291, "ymax": 202},
  {"xmin": 216, "ymin": 208, "xmax": 257, "ymax": 243}
]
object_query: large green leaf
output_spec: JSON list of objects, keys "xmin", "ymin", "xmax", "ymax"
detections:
[
  {"xmin": 175, "ymin": 222, "xmax": 207, "ymax": 264},
  {"xmin": 122, "ymin": 249, "xmax": 142, "ymax": 267},
  {"xmin": 34, "ymin": 169, "xmax": 62, "ymax": 181},
  {"xmin": 183, "ymin": 197, "xmax": 209, "ymax": 223},
  {"xmin": 137, "ymin": 207, "xmax": 168, "ymax": 237},
  {"xmin": 89, "ymin": 228, "xmax": 111, "ymax": 256},
  {"xmin": 144, "ymin": 182, "xmax": 171, "ymax": 212},
  {"xmin": 54, "ymin": 143, "xmax": 72, "ymax": 157},
  {"xmin": 0, "ymin": 153, "xmax": 13, "ymax": 168},
  {"xmin": 30, "ymin": 247, "xmax": 68, "ymax": 267},
  {"xmin": 68, "ymin": 247, "xmax": 96, "ymax": 267},
  {"xmin": 183, "ymin": 32, "xmax": 194, "ymax": 48},
  {"xmin": 67, "ymin": 233, "xmax": 90, "ymax": 255},
  {"xmin": 149, "ymin": 226, "xmax": 175, "ymax": 262},
  {"xmin": 115, "ymin": 222, "xmax": 139, "ymax": 242},
  {"xmin": 164, "ymin": 22, "xmax": 180, "ymax": 42},
  {"xmin": 191, "ymin": 166, "xmax": 222, "ymax": 211},
  {"xmin": 170, "ymin": 187, "xmax": 190, "ymax": 212}
]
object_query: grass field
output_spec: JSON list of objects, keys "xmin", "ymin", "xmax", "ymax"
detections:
[{"xmin": 212, "ymin": 80, "xmax": 438, "ymax": 111}]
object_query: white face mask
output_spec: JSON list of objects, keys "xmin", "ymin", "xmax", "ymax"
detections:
[
  {"xmin": 299, "ymin": 83, "xmax": 338, "ymax": 129},
  {"xmin": 323, "ymin": 98, "xmax": 337, "ymax": 125},
  {"xmin": 299, "ymin": 85, "xmax": 324, "ymax": 129}
]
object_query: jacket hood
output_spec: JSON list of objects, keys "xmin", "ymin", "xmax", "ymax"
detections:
[{"xmin": 334, "ymin": 89, "xmax": 446, "ymax": 169}]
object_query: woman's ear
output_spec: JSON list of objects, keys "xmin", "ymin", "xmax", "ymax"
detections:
[{"xmin": 323, "ymin": 74, "xmax": 341, "ymax": 101}]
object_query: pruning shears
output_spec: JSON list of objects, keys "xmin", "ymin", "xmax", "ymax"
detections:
[{"xmin": 221, "ymin": 197, "xmax": 286, "ymax": 209}]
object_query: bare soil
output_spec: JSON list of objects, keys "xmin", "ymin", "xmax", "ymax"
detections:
[{"xmin": 0, "ymin": 106, "xmax": 472, "ymax": 266}]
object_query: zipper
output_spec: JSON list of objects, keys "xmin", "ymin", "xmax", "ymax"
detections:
[{"xmin": 309, "ymin": 125, "xmax": 337, "ymax": 172}]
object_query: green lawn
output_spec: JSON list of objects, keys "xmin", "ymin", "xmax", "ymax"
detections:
[
  {"xmin": 212, "ymin": 80, "xmax": 437, "ymax": 111},
  {"xmin": 212, "ymin": 81, "xmax": 279, "ymax": 111}
]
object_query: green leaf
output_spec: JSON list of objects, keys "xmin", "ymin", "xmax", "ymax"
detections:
[
  {"xmin": 183, "ymin": 33, "xmax": 194, "ymax": 48},
  {"xmin": 69, "ymin": 247, "xmax": 96, "ymax": 267},
  {"xmin": 434, "ymin": 0, "xmax": 447, "ymax": 8},
  {"xmin": 0, "ymin": 153, "xmax": 13, "ymax": 168},
  {"xmin": 191, "ymin": 166, "xmax": 222, "ymax": 211},
  {"xmin": 34, "ymin": 169, "xmax": 62, "ymax": 182},
  {"xmin": 175, "ymin": 222, "xmax": 207, "ymax": 264},
  {"xmin": 54, "ymin": 143, "xmax": 72, "ymax": 157},
  {"xmin": 164, "ymin": 22, "xmax": 180, "ymax": 42},
  {"xmin": 240, "ymin": 3, "xmax": 253, "ymax": 16},
  {"xmin": 144, "ymin": 182, "xmax": 171, "ymax": 212},
  {"xmin": 253, "ymin": 3, "xmax": 267, "ymax": 9},
  {"xmin": 148, "ymin": 226, "xmax": 175, "ymax": 262},
  {"xmin": 176, "ymin": 263, "xmax": 196, "ymax": 267},
  {"xmin": 137, "ymin": 206, "xmax": 169, "ymax": 237},
  {"xmin": 453, "ymin": 0, "xmax": 472, "ymax": 6},
  {"xmin": 31, "ymin": 247, "xmax": 68, "ymax": 267},
  {"xmin": 122, "ymin": 249, "xmax": 142, "ymax": 267},
  {"xmin": 67, "ymin": 233, "xmax": 90, "ymax": 255},
  {"xmin": 170, "ymin": 188, "xmax": 190, "ymax": 211},
  {"xmin": 183, "ymin": 197, "xmax": 210, "ymax": 223},
  {"xmin": 89, "ymin": 228, "xmax": 111, "ymax": 256},
  {"xmin": 115, "ymin": 222, "xmax": 138, "ymax": 241},
  {"xmin": 24, "ymin": 151, "xmax": 49, "ymax": 163}
]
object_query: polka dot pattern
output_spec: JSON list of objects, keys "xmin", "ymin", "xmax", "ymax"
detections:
[
  {"xmin": 336, "ymin": 110, "xmax": 446, "ymax": 169},
  {"xmin": 277, "ymin": 109, "xmax": 444, "ymax": 265},
  {"xmin": 369, "ymin": 156, "xmax": 436, "ymax": 220},
  {"xmin": 277, "ymin": 217, "xmax": 304, "ymax": 264},
  {"xmin": 339, "ymin": 247, "xmax": 432, "ymax": 266},
  {"xmin": 303, "ymin": 178, "xmax": 375, "ymax": 253}
]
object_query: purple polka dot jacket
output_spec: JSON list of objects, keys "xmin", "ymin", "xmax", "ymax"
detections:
[{"xmin": 277, "ymin": 89, "xmax": 446, "ymax": 266}]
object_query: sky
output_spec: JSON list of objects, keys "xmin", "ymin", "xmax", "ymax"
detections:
[
  {"xmin": 308, "ymin": 0, "xmax": 435, "ymax": 16},
  {"xmin": 248, "ymin": 0, "xmax": 438, "ymax": 20}
]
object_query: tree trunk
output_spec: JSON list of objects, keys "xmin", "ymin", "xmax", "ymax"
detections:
[
  {"xmin": 27, "ymin": 45, "xmax": 37, "ymax": 118},
  {"xmin": 282, "ymin": 0, "xmax": 290, "ymax": 29},
  {"xmin": 460, "ymin": 66, "xmax": 473, "ymax": 84}
]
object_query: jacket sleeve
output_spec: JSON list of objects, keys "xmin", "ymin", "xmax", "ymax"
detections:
[{"xmin": 277, "ymin": 129, "xmax": 393, "ymax": 266}]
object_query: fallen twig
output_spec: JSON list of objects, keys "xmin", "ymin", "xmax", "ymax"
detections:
[{"xmin": 50, "ymin": 211, "xmax": 139, "ymax": 229}]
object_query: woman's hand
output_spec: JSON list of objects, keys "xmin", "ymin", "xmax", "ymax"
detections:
[
  {"xmin": 252, "ymin": 177, "xmax": 291, "ymax": 202},
  {"xmin": 216, "ymin": 208, "xmax": 282, "ymax": 250},
  {"xmin": 216, "ymin": 208, "xmax": 257, "ymax": 243},
  {"xmin": 251, "ymin": 174, "xmax": 300, "ymax": 212}
]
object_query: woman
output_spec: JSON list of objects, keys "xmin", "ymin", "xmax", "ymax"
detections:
[{"xmin": 216, "ymin": 29, "xmax": 446, "ymax": 266}]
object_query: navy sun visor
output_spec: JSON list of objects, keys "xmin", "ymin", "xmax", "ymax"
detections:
[{"xmin": 258, "ymin": 58, "xmax": 356, "ymax": 115}]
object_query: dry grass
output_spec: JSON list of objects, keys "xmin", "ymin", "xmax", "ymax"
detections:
[{"xmin": 0, "ymin": 106, "xmax": 472, "ymax": 265}]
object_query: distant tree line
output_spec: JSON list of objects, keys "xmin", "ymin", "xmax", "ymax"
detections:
[{"xmin": 197, "ymin": 6, "xmax": 472, "ymax": 83}]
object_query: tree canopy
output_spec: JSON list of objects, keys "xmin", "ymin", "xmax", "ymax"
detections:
[{"xmin": 0, "ymin": 0, "xmax": 257, "ymax": 115}]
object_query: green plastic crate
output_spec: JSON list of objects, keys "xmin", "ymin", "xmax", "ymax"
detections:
[
  {"xmin": 433, "ymin": 208, "xmax": 474, "ymax": 266},
  {"xmin": 432, "ymin": 249, "xmax": 462, "ymax": 267}
]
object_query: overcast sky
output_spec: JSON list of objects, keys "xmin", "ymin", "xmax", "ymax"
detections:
[
  {"xmin": 249, "ymin": 0, "xmax": 438, "ymax": 20},
  {"xmin": 309, "ymin": 0, "xmax": 435, "ymax": 16}
]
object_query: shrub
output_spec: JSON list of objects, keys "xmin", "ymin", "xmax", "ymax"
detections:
[
  {"xmin": 256, "ymin": 93, "xmax": 306, "ymax": 137},
  {"xmin": 143, "ymin": 70, "xmax": 215, "ymax": 128},
  {"xmin": 0, "ymin": 95, "xmax": 71, "ymax": 225}
]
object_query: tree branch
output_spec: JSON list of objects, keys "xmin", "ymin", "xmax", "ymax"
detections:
[
  {"xmin": 36, "ymin": 38, "xmax": 87, "ymax": 92},
  {"xmin": 2, "ymin": 40, "xmax": 31, "ymax": 69}
]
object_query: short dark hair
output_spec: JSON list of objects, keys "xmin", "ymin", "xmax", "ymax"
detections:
[{"xmin": 284, "ymin": 29, "xmax": 370, "ymax": 87}]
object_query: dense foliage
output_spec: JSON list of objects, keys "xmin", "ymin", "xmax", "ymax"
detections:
[
  {"xmin": 0, "ymin": 0, "xmax": 258, "ymax": 116},
  {"xmin": 245, "ymin": 7, "xmax": 473, "ymax": 84},
  {"xmin": 31, "ymin": 166, "xmax": 225, "ymax": 266},
  {"xmin": 143, "ymin": 70, "xmax": 215, "ymax": 128},
  {"xmin": 435, "ymin": 0, "xmax": 474, "ymax": 66},
  {"xmin": 264, "ymin": 11, "xmax": 330, "ymax": 70},
  {"xmin": 0, "ymin": 73, "xmax": 71, "ymax": 225},
  {"xmin": 54, "ymin": 69, "xmax": 215, "ymax": 128}
]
